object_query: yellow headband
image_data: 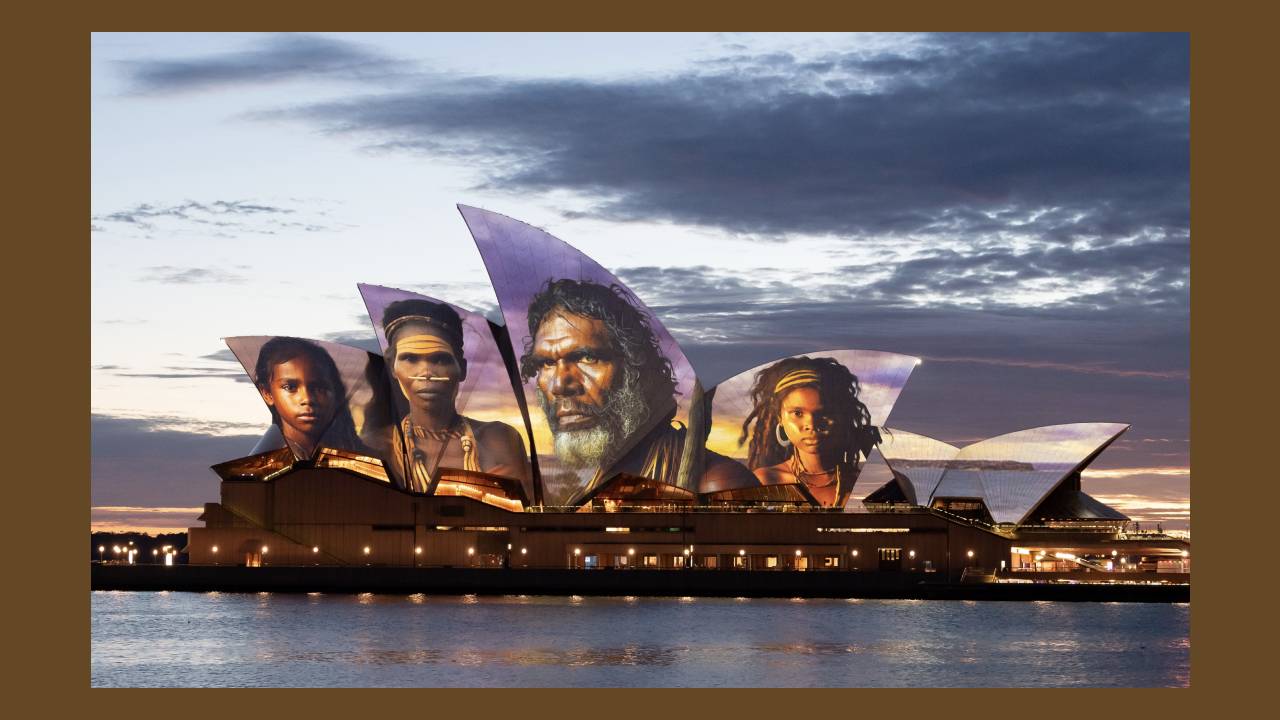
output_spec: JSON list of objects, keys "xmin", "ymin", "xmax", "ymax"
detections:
[
  {"xmin": 774, "ymin": 369, "xmax": 819, "ymax": 396},
  {"xmin": 395, "ymin": 334, "xmax": 457, "ymax": 359}
]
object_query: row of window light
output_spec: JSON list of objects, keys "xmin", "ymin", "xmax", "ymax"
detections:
[
  {"xmin": 192, "ymin": 545, "xmax": 984, "ymax": 560},
  {"xmin": 562, "ymin": 547, "xmax": 977, "ymax": 559}
]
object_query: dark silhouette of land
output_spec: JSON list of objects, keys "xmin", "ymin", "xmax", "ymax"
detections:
[{"xmin": 91, "ymin": 532, "xmax": 189, "ymax": 564}]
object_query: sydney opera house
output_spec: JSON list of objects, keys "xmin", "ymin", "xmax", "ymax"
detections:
[{"xmin": 186, "ymin": 207, "xmax": 1189, "ymax": 583}]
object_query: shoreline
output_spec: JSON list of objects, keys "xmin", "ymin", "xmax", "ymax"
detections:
[{"xmin": 92, "ymin": 564, "xmax": 1189, "ymax": 603}]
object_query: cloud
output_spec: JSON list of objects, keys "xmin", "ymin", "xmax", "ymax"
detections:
[
  {"xmin": 258, "ymin": 33, "xmax": 1187, "ymax": 245},
  {"xmin": 1082, "ymin": 467, "xmax": 1191, "ymax": 479},
  {"xmin": 91, "ymin": 506, "xmax": 206, "ymax": 534},
  {"xmin": 120, "ymin": 33, "xmax": 410, "ymax": 94},
  {"xmin": 92, "ymin": 198, "xmax": 345, "ymax": 237},
  {"xmin": 919, "ymin": 356, "xmax": 1188, "ymax": 380},
  {"xmin": 139, "ymin": 266, "xmax": 248, "ymax": 285},
  {"xmin": 91, "ymin": 413, "xmax": 264, "ymax": 507}
]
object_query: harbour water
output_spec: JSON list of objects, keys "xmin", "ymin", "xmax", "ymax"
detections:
[{"xmin": 91, "ymin": 591, "xmax": 1190, "ymax": 687}]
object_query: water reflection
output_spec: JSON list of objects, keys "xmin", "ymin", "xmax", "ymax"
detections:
[{"xmin": 92, "ymin": 593, "xmax": 1191, "ymax": 688}]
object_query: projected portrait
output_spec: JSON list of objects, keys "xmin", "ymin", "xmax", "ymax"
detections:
[
  {"xmin": 376, "ymin": 297, "xmax": 530, "ymax": 496},
  {"xmin": 519, "ymin": 278, "xmax": 752, "ymax": 505},
  {"xmin": 460, "ymin": 206, "xmax": 755, "ymax": 506},
  {"xmin": 737, "ymin": 357, "xmax": 880, "ymax": 507},
  {"xmin": 228, "ymin": 336, "xmax": 393, "ymax": 469},
  {"xmin": 706, "ymin": 350, "xmax": 919, "ymax": 507}
]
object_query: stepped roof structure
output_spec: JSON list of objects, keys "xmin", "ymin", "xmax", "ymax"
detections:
[{"xmin": 875, "ymin": 423, "xmax": 1131, "ymax": 525}]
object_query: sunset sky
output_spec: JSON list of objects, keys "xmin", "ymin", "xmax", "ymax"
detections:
[{"xmin": 90, "ymin": 32, "xmax": 1189, "ymax": 533}]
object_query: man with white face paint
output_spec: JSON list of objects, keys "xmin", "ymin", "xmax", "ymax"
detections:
[
  {"xmin": 519, "ymin": 279, "xmax": 753, "ymax": 505},
  {"xmin": 380, "ymin": 299, "xmax": 528, "ymax": 494}
]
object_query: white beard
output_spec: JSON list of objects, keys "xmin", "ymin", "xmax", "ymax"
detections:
[
  {"xmin": 552, "ymin": 425, "xmax": 613, "ymax": 470},
  {"xmin": 539, "ymin": 380, "xmax": 650, "ymax": 471}
]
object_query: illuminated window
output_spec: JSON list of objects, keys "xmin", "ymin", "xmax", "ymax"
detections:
[
  {"xmin": 765, "ymin": 556, "xmax": 779, "ymax": 568},
  {"xmin": 642, "ymin": 555, "xmax": 659, "ymax": 568},
  {"xmin": 822, "ymin": 556, "xmax": 840, "ymax": 568}
]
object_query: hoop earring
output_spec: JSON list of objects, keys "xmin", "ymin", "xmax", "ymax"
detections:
[{"xmin": 775, "ymin": 424, "xmax": 792, "ymax": 448}]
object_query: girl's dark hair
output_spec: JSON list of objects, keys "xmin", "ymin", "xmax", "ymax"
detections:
[
  {"xmin": 381, "ymin": 299, "xmax": 465, "ymax": 360},
  {"xmin": 254, "ymin": 336, "xmax": 359, "ymax": 450},
  {"xmin": 738, "ymin": 356, "xmax": 874, "ymax": 470}
]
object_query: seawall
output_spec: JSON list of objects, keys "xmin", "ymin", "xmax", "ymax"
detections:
[{"xmin": 92, "ymin": 564, "xmax": 1189, "ymax": 603}]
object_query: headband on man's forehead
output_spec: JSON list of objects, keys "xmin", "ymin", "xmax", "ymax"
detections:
[
  {"xmin": 384, "ymin": 314, "xmax": 461, "ymax": 346},
  {"xmin": 774, "ymin": 369, "xmax": 820, "ymax": 396}
]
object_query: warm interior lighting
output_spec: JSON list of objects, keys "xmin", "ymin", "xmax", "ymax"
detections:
[
  {"xmin": 627, "ymin": 548, "xmax": 635, "ymax": 556},
  {"xmin": 967, "ymin": 550, "xmax": 974, "ymax": 558},
  {"xmin": 739, "ymin": 549, "xmax": 746, "ymax": 556},
  {"xmin": 521, "ymin": 547, "xmax": 527, "ymax": 555},
  {"xmin": 363, "ymin": 546, "xmax": 371, "ymax": 555},
  {"xmin": 682, "ymin": 549, "xmax": 690, "ymax": 556},
  {"xmin": 211, "ymin": 546, "xmax": 218, "ymax": 553},
  {"xmin": 795, "ymin": 550, "xmax": 802, "ymax": 556},
  {"xmin": 573, "ymin": 548, "xmax": 581, "ymax": 556},
  {"xmin": 852, "ymin": 550, "xmax": 859, "ymax": 557},
  {"xmin": 415, "ymin": 547, "xmax": 422, "ymax": 554},
  {"xmin": 908, "ymin": 550, "xmax": 916, "ymax": 558},
  {"xmin": 261, "ymin": 546, "xmax": 269, "ymax": 554},
  {"xmin": 467, "ymin": 547, "xmax": 475, "ymax": 555}
]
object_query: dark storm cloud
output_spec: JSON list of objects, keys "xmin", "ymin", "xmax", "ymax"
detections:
[
  {"xmin": 121, "ymin": 33, "xmax": 408, "ymax": 94},
  {"xmin": 259, "ymin": 32, "xmax": 1187, "ymax": 242},
  {"xmin": 613, "ymin": 261, "xmax": 1187, "ymax": 472},
  {"xmin": 91, "ymin": 414, "xmax": 263, "ymax": 506}
]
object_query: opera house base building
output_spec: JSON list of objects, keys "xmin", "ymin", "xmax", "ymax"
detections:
[{"xmin": 104, "ymin": 207, "xmax": 1189, "ymax": 600}]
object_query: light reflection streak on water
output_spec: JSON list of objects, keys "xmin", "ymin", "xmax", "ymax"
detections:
[{"xmin": 91, "ymin": 593, "xmax": 1190, "ymax": 688}]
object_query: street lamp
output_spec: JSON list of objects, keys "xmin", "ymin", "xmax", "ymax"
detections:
[{"xmin": 97, "ymin": 545, "xmax": 104, "ymax": 562}]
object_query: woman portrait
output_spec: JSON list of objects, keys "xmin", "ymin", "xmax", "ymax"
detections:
[
  {"xmin": 380, "ymin": 298, "xmax": 530, "ymax": 493},
  {"xmin": 252, "ymin": 336, "xmax": 366, "ymax": 461},
  {"xmin": 738, "ymin": 356, "xmax": 880, "ymax": 508}
]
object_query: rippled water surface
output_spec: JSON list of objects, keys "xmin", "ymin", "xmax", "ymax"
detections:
[{"xmin": 91, "ymin": 592, "xmax": 1189, "ymax": 687}]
